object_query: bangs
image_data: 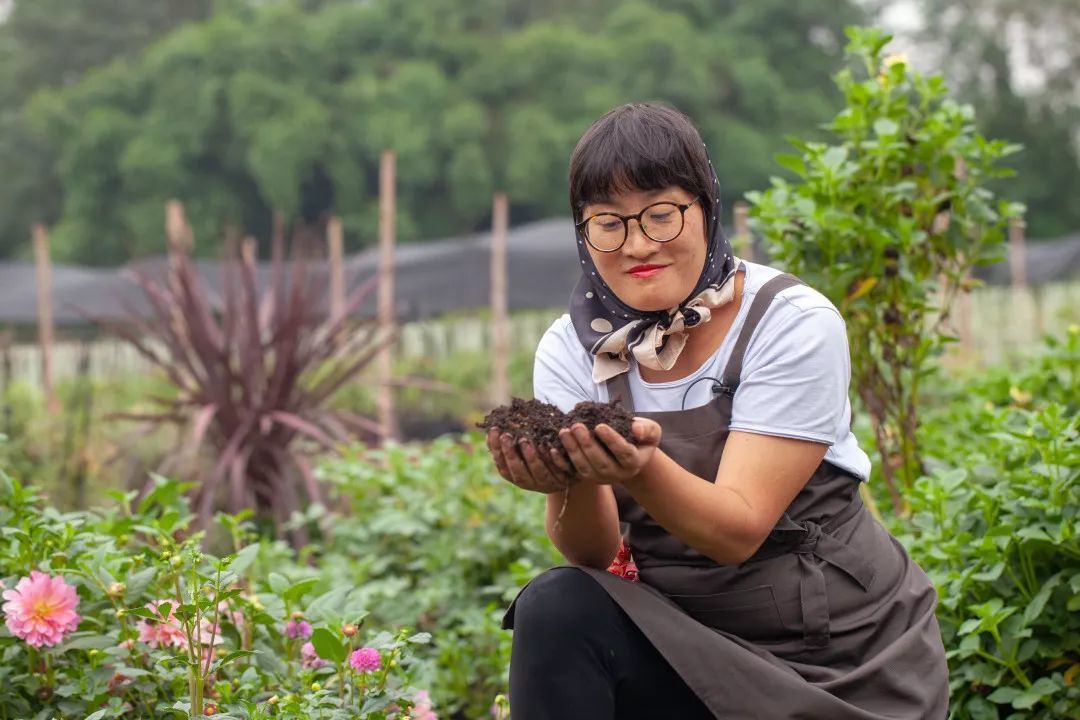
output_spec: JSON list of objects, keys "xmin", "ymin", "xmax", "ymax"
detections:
[{"xmin": 569, "ymin": 103, "xmax": 714, "ymax": 221}]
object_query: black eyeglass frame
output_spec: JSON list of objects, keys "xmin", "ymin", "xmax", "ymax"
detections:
[{"xmin": 575, "ymin": 197, "xmax": 701, "ymax": 253}]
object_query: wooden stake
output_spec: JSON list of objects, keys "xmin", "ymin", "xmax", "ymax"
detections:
[
  {"xmin": 490, "ymin": 193, "xmax": 511, "ymax": 406},
  {"xmin": 377, "ymin": 150, "xmax": 399, "ymax": 441},
  {"xmin": 327, "ymin": 216, "xmax": 345, "ymax": 327},
  {"xmin": 733, "ymin": 201, "xmax": 753, "ymax": 262},
  {"xmin": 1008, "ymin": 215, "xmax": 1028, "ymax": 290},
  {"xmin": 32, "ymin": 223, "xmax": 60, "ymax": 414},
  {"xmin": 166, "ymin": 199, "xmax": 194, "ymax": 253},
  {"xmin": 164, "ymin": 200, "xmax": 193, "ymax": 355},
  {"xmin": 241, "ymin": 236, "xmax": 257, "ymax": 266}
]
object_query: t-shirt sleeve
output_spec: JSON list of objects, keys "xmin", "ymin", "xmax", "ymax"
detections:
[
  {"xmin": 728, "ymin": 303, "xmax": 852, "ymax": 446},
  {"xmin": 533, "ymin": 316, "xmax": 599, "ymax": 413}
]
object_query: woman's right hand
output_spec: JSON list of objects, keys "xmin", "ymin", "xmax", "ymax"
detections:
[{"xmin": 486, "ymin": 428, "xmax": 574, "ymax": 494}]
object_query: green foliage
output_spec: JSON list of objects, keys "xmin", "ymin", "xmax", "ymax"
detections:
[
  {"xmin": 905, "ymin": 0, "xmax": 1080, "ymax": 237},
  {"xmin": 0, "ymin": 0, "xmax": 212, "ymax": 259},
  {"xmin": 0, "ymin": 375, "xmax": 177, "ymax": 510},
  {"xmin": 0, "ymin": 470, "xmax": 433, "ymax": 719},
  {"xmin": 315, "ymin": 437, "xmax": 560, "ymax": 718},
  {"xmin": 1, "ymin": 328, "xmax": 1077, "ymax": 716},
  {"xmin": 748, "ymin": 26, "xmax": 1023, "ymax": 513},
  {"xmin": 894, "ymin": 327, "xmax": 1080, "ymax": 719},
  {"xmin": 2, "ymin": 0, "xmax": 866, "ymax": 264}
]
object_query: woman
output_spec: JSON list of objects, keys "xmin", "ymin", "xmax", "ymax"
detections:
[{"xmin": 485, "ymin": 103, "xmax": 948, "ymax": 719}]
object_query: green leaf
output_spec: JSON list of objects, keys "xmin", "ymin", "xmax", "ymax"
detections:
[
  {"xmin": 268, "ymin": 572, "xmax": 289, "ymax": 595},
  {"xmin": 820, "ymin": 146, "xmax": 848, "ymax": 170},
  {"xmin": 986, "ymin": 687, "xmax": 1022, "ymax": 704},
  {"xmin": 123, "ymin": 607, "xmax": 159, "ymax": 620},
  {"xmin": 85, "ymin": 711, "xmax": 107, "ymax": 720},
  {"xmin": 1023, "ymin": 574, "xmax": 1061, "ymax": 625},
  {"xmin": 873, "ymin": 118, "xmax": 899, "ymax": 137},
  {"xmin": 229, "ymin": 544, "xmax": 260, "ymax": 576},
  {"xmin": 774, "ymin": 154, "xmax": 807, "ymax": 177},
  {"xmin": 310, "ymin": 627, "xmax": 347, "ymax": 664},
  {"xmin": 971, "ymin": 562, "xmax": 1004, "ymax": 582},
  {"xmin": 125, "ymin": 567, "xmax": 158, "ymax": 597},
  {"xmin": 283, "ymin": 578, "xmax": 320, "ymax": 605},
  {"xmin": 59, "ymin": 633, "xmax": 119, "ymax": 651},
  {"xmin": 1012, "ymin": 689, "xmax": 1047, "ymax": 710}
]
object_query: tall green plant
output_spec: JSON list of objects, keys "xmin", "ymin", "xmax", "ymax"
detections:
[{"xmin": 748, "ymin": 26, "xmax": 1024, "ymax": 513}]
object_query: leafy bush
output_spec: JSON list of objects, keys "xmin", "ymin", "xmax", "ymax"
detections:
[
  {"xmin": 894, "ymin": 327, "xmax": 1080, "ymax": 719},
  {"xmin": 315, "ymin": 437, "xmax": 559, "ymax": 718},
  {"xmin": 0, "ymin": 470, "xmax": 436, "ymax": 719},
  {"xmin": 748, "ymin": 26, "xmax": 1023, "ymax": 512}
]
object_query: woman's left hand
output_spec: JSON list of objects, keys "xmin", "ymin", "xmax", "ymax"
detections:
[{"xmin": 558, "ymin": 418, "xmax": 662, "ymax": 484}]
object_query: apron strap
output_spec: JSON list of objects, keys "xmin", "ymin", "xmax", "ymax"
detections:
[
  {"xmin": 718, "ymin": 273, "xmax": 804, "ymax": 394},
  {"xmin": 758, "ymin": 494, "xmax": 876, "ymax": 648},
  {"xmin": 606, "ymin": 368, "xmax": 636, "ymax": 413},
  {"xmin": 605, "ymin": 272, "xmax": 804, "ymax": 410}
]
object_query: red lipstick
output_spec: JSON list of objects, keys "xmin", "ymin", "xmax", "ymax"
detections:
[{"xmin": 627, "ymin": 264, "xmax": 666, "ymax": 279}]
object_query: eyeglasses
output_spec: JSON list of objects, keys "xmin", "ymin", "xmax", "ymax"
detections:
[{"xmin": 576, "ymin": 197, "xmax": 700, "ymax": 253}]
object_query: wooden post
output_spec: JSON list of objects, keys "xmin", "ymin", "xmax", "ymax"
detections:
[
  {"xmin": 1008, "ymin": 215, "xmax": 1028, "ymax": 290},
  {"xmin": 241, "ymin": 236, "xmax": 257, "ymax": 267},
  {"xmin": 1, "ymin": 331, "xmax": 12, "ymax": 437},
  {"xmin": 1007, "ymin": 214, "xmax": 1041, "ymax": 343},
  {"xmin": 166, "ymin": 199, "xmax": 194, "ymax": 254},
  {"xmin": 377, "ymin": 150, "xmax": 399, "ymax": 441},
  {"xmin": 32, "ymin": 224, "xmax": 60, "ymax": 414},
  {"xmin": 164, "ymin": 200, "xmax": 193, "ymax": 353},
  {"xmin": 327, "ymin": 216, "xmax": 346, "ymax": 327},
  {"xmin": 490, "ymin": 193, "xmax": 511, "ymax": 406},
  {"xmin": 951, "ymin": 158, "xmax": 973, "ymax": 356},
  {"xmin": 733, "ymin": 201, "xmax": 754, "ymax": 262},
  {"xmin": 271, "ymin": 211, "xmax": 286, "ymax": 262}
]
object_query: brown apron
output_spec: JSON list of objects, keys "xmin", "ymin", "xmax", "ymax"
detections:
[{"xmin": 504, "ymin": 274, "xmax": 950, "ymax": 718}]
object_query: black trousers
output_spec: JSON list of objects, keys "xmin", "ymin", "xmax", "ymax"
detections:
[{"xmin": 508, "ymin": 567, "xmax": 715, "ymax": 720}]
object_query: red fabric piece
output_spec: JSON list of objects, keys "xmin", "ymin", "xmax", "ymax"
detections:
[{"xmin": 606, "ymin": 539, "xmax": 640, "ymax": 582}]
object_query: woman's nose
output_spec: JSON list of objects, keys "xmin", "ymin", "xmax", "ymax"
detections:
[{"xmin": 622, "ymin": 220, "xmax": 657, "ymax": 259}]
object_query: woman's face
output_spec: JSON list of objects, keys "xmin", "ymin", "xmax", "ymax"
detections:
[{"xmin": 581, "ymin": 185, "xmax": 707, "ymax": 312}]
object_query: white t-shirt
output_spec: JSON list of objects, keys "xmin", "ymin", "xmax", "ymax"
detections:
[{"xmin": 532, "ymin": 259, "xmax": 872, "ymax": 481}]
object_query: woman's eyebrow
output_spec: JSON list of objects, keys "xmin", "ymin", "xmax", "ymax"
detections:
[{"xmin": 588, "ymin": 189, "xmax": 673, "ymax": 210}]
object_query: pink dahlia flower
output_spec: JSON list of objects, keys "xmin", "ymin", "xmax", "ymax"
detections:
[
  {"xmin": 411, "ymin": 690, "xmax": 438, "ymax": 719},
  {"xmin": 136, "ymin": 600, "xmax": 188, "ymax": 649},
  {"xmin": 349, "ymin": 646, "xmax": 381, "ymax": 673},
  {"xmin": 284, "ymin": 619, "xmax": 312, "ymax": 640},
  {"xmin": 301, "ymin": 641, "xmax": 328, "ymax": 669},
  {"xmin": 1, "ymin": 571, "xmax": 81, "ymax": 647}
]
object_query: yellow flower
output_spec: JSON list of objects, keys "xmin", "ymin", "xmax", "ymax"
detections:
[
  {"xmin": 878, "ymin": 52, "xmax": 908, "ymax": 85},
  {"xmin": 883, "ymin": 52, "xmax": 908, "ymax": 68},
  {"xmin": 1009, "ymin": 387, "xmax": 1032, "ymax": 407}
]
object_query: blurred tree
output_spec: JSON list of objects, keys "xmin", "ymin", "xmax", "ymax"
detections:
[
  {"xmin": 2, "ymin": 0, "xmax": 866, "ymax": 264},
  {"xmin": 0, "ymin": 0, "xmax": 212, "ymax": 258},
  {"xmin": 896, "ymin": 0, "xmax": 1080, "ymax": 236}
]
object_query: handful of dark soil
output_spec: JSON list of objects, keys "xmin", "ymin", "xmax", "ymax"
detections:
[{"xmin": 478, "ymin": 398, "xmax": 638, "ymax": 474}]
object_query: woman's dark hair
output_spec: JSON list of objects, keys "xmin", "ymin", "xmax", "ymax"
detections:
[{"xmin": 568, "ymin": 103, "xmax": 714, "ymax": 223}]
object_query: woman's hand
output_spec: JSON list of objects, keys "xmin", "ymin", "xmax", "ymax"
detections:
[
  {"xmin": 559, "ymin": 418, "xmax": 662, "ymax": 484},
  {"xmin": 486, "ymin": 428, "xmax": 574, "ymax": 494}
]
